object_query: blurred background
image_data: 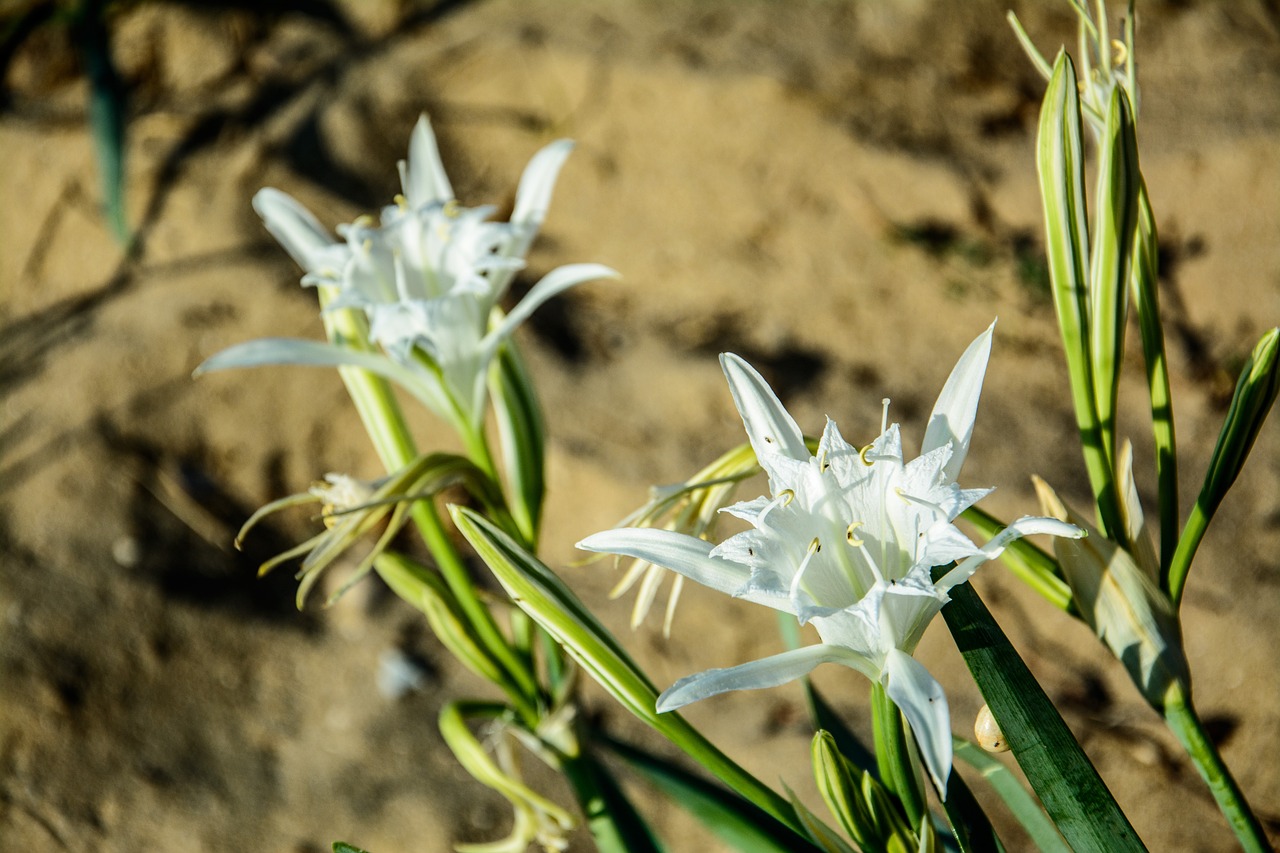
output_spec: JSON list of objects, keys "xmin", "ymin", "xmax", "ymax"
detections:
[{"xmin": 2, "ymin": 0, "xmax": 1279, "ymax": 849}]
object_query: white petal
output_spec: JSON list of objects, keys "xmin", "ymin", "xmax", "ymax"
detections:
[
  {"xmin": 400, "ymin": 115, "xmax": 454, "ymax": 207},
  {"xmin": 252, "ymin": 188, "xmax": 334, "ymax": 272},
  {"xmin": 576, "ymin": 528, "xmax": 765, "ymax": 603},
  {"xmin": 883, "ymin": 648, "xmax": 952, "ymax": 799},
  {"xmin": 194, "ymin": 337, "xmax": 450, "ymax": 416},
  {"xmin": 936, "ymin": 515, "xmax": 1084, "ymax": 592},
  {"xmin": 656, "ymin": 644, "xmax": 862, "ymax": 712},
  {"xmin": 483, "ymin": 264, "xmax": 618, "ymax": 362},
  {"xmin": 512, "ymin": 140, "xmax": 575, "ymax": 230},
  {"xmin": 720, "ymin": 353, "xmax": 808, "ymax": 478},
  {"xmin": 922, "ymin": 321, "xmax": 994, "ymax": 481}
]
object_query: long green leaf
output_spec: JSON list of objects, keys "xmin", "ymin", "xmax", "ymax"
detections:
[
  {"xmin": 1037, "ymin": 52, "xmax": 1121, "ymax": 539},
  {"xmin": 490, "ymin": 340, "xmax": 546, "ymax": 546},
  {"xmin": 953, "ymin": 738, "xmax": 1068, "ymax": 853},
  {"xmin": 559, "ymin": 748, "xmax": 666, "ymax": 853},
  {"xmin": 1129, "ymin": 182, "xmax": 1179, "ymax": 576},
  {"xmin": 937, "ymin": 763, "xmax": 1002, "ymax": 853},
  {"xmin": 1167, "ymin": 328, "xmax": 1280, "ymax": 606},
  {"xmin": 938, "ymin": 579, "xmax": 1145, "ymax": 851},
  {"xmin": 605, "ymin": 734, "xmax": 800, "ymax": 853},
  {"xmin": 450, "ymin": 506, "xmax": 821, "ymax": 846},
  {"xmin": 1088, "ymin": 86, "xmax": 1140, "ymax": 477}
]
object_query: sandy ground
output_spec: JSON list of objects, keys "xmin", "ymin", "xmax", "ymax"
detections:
[{"xmin": 3, "ymin": 0, "xmax": 1279, "ymax": 850}]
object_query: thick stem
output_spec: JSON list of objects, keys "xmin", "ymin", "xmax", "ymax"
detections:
[{"xmin": 1164, "ymin": 686, "xmax": 1272, "ymax": 852}]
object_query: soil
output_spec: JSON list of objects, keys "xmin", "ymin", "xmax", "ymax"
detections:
[{"xmin": 3, "ymin": 1, "xmax": 1279, "ymax": 851}]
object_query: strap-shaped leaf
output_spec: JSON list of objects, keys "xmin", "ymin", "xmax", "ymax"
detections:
[
  {"xmin": 558, "ymin": 747, "xmax": 666, "ymax": 853},
  {"xmin": 953, "ymin": 738, "xmax": 1069, "ymax": 853},
  {"xmin": 490, "ymin": 340, "xmax": 546, "ymax": 546},
  {"xmin": 605, "ymin": 734, "xmax": 802, "ymax": 853},
  {"xmin": 450, "ymin": 506, "xmax": 820, "ymax": 844},
  {"xmin": 1130, "ymin": 183, "xmax": 1180, "ymax": 575},
  {"xmin": 1037, "ymin": 52, "xmax": 1121, "ymax": 539},
  {"xmin": 1167, "ymin": 327, "xmax": 1280, "ymax": 606},
  {"xmin": 1089, "ymin": 86, "xmax": 1140, "ymax": 476},
  {"xmin": 938, "ymin": 579, "xmax": 1146, "ymax": 851}
]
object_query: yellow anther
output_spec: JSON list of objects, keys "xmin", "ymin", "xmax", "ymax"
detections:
[
  {"xmin": 808, "ymin": 537, "xmax": 822, "ymax": 555},
  {"xmin": 353, "ymin": 214, "xmax": 375, "ymax": 228},
  {"xmin": 846, "ymin": 521, "xmax": 865, "ymax": 546},
  {"xmin": 818, "ymin": 450, "xmax": 830, "ymax": 472},
  {"xmin": 443, "ymin": 199, "xmax": 462, "ymax": 218},
  {"xmin": 394, "ymin": 193, "xmax": 409, "ymax": 209},
  {"xmin": 777, "ymin": 489, "xmax": 796, "ymax": 507},
  {"xmin": 1111, "ymin": 38, "xmax": 1128, "ymax": 66},
  {"xmin": 361, "ymin": 238, "xmax": 373, "ymax": 254},
  {"xmin": 859, "ymin": 444, "xmax": 874, "ymax": 466}
]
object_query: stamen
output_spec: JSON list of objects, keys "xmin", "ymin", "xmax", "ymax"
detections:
[
  {"xmin": 393, "ymin": 193, "xmax": 409, "ymax": 209},
  {"xmin": 353, "ymin": 214, "xmax": 375, "ymax": 228},
  {"xmin": 757, "ymin": 490, "xmax": 795, "ymax": 527},
  {"xmin": 859, "ymin": 444, "xmax": 875, "ymax": 466},
  {"xmin": 1111, "ymin": 38, "xmax": 1128, "ymax": 66},
  {"xmin": 789, "ymin": 538, "xmax": 823, "ymax": 603},
  {"xmin": 895, "ymin": 487, "xmax": 947, "ymax": 516},
  {"xmin": 880, "ymin": 398, "xmax": 891, "ymax": 434},
  {"xmin": 393, "ymin": 253, "xmax": 412, "ymax": 302},
  {"xmin": 846, "ymin": 521, "xmax": 864, "ymax": 546},
  {"xmin": 443, "ymin": 199, "xmax": 461, "ymax": 218},
  {"xmin": 852, "ymin": 538, "xmax": 886, "ymax": 584}
]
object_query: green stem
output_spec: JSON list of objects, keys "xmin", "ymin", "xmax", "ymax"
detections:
[
  {"xmin": 1164, "ymin": 687, "xmax": 1271, "ymax": 853},
  {"xmin": 871, "ymin": 682, "xmax": 926, "ymax": 831},
  {"xmin": 1165, "ymin": 502, "xmax": 1208, "ymax": 610},
  {"xmin": 320, "ymin": 297, "xmax": 537, "ymax": 706}
]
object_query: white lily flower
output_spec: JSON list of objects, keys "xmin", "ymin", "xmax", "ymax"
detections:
[
  {"xmin": 578, "ymin": 323, "xmax": 1082, "ymax": 798},
  {"xmin": 204, "ymin": 116, "xmax": 615, "ymax": 430}
]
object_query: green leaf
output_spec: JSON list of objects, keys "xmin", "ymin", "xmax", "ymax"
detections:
[
  {"xmin": 559, "ymin": 748, "xmax": 666, "ymax": 853},
  {"xmin": 954, "ymin": 738, "xmax": 1069, "ymax": 853},
  {"xmin": 333, "ymin": 844, "xmax": 372, "ymax": 853},
  {"xmin": 938, "ymin": 579, "xmax": 1146, "ymax": 851},
  {"xmin": 74, "ymin": 1, "xmax": 130, "ymax": 247},
  {"xmin": 1167, "ymin": 327, "xmax": 1280, "ymax": 606},
  {"xmin": 1037, "ymin": 51, "xmax": 1122, "ymax": 540},
  {"xmin": 936, "ymin": 760, "xmax": 1002, "ymax": 853},
  {"xmin": 490, "ymin": 340, "xmax": 546, "ymax": 546},
  {"xmin": 604, "ymin": 734, "xmax": 801, "ymax": 853},
  {"xmin": 450, "ymin": 506, "xmax": 821, "ymax": 845},
  {"xmin": 1088, "ymin": 86, "xmax": 1141, "ymax": 476},
  {"xmin": 871, "ymin": 682, "xmax": 925, "ymax": 830},
  {"xmin": 1129, "ymin": 182, "xmax": 1179, "ymax": 575}
]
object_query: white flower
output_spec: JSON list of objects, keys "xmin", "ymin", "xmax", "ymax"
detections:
[
  {"xmin": 577, "ymin": 323, "xmax": 1082, "ymax": 797},
  {"xmin": 215, "ymin": 115, "xmax": 615, "ymax": 430}
]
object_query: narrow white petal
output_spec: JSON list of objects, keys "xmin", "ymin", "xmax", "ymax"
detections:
[
  {"xmin": 720, "ymin": 353, "xmax": 808, "ymax": 468},
  {"xmin": 937, "ymin": 515, "xmax": 1084, "ymax": 592},
  {"xmin": 922, "ymin": 321, "xmax": 995, "ymax": 481},
  {"xmin": 194, "ymin": 338, "xmax": 450, "ymax": 416},
  {"xmin": 252, "ymin": 188, "xmax": 333, "ymax": 272},
  {"xmin": 483, "ymin": 264, "xmax": 618, "ymax": 361},
  {"xmin": 576, "ymin": 528, "xmax": 755, "ymax": 601},
  {"xmin": 656, "ymin": 644, "xmax": 859, "ymax": 712},
  {"xmin": 512, "ymin": 139, "xmax": 575, "ymax": 230},
  {"xmin": 883, "ymin": 648, "xmax": 952, "ymax": 799},
  {"xmin": 400, "ymin": 115, "xmax": 454, "ymax": 207}
]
